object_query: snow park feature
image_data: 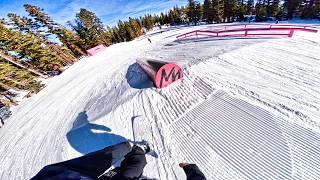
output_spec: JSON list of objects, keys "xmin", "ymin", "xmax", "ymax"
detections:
[
  {"xmin": 1, "ymin": 22, "xmax": 320, "ymax": 180},
  {"xmin": 86, "ymin": 44, "xmax": 107, "ymax": 56},
  {"xmin": 137, "ymin": 59, "xmax": 184, "ymax": 88},
  {"xmin": 176, "ymin": 23, "xmax": 318, "ymax": 39}
]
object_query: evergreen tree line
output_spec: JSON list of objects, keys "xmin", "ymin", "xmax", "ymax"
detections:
[
  {"xmin": 184, "ymin": 0, "xmax": 320, "ymax": 24},
  {"xmin": 0, "ymin": 4, "xmax": 85, "ymax": 102},
  {"xmin": 0, "ymin": 1, "xmax": 319, "ymax": 103}
]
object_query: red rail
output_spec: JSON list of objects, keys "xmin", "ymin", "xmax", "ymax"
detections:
[{"xmin": 176, "ymin": 26, "xmax": 318, "ymax": 39}]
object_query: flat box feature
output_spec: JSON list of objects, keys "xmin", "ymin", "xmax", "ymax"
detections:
[{"xmin": 86, "ymin": 45, "xmax": 106, "ymax": 56}]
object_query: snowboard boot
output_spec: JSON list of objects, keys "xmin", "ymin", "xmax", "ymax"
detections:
[{"xmin": 134, "ymin": 141, "xmax": 150, "ymax": 154}]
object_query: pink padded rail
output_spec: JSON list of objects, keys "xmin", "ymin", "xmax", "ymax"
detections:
[
  {"xmin": 155, "ymin": 63, "xmax": 184, "ymax": 89},
  {"xmin": 137, "ymin": 59, "xmax": 184, "ymax": 89},
  {"xmin": 176, "ymin": 25, "xmax": 318, "ymax": 39}
]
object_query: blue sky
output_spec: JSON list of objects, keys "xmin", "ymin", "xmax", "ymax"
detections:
[{"xmin": 0, "ymin": 0, "xmax": 188, "ymax": 27}]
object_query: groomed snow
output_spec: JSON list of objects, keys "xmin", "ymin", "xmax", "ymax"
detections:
[{"xmin": 1, "ymin": 23, "xmax": 320, "ymax": 179}]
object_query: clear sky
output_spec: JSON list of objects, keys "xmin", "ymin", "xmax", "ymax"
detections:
[{"xmin": 0, "ymin": 0, "xmax": 188, "ymax": 27}]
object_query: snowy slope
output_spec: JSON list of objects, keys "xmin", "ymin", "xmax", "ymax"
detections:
[{"xmin": 1, "ymin": 23, "xmax": 320, "ymax": 180}]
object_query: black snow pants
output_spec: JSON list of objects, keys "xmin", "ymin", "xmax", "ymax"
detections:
[{"xmin": 107, "ymin": 145, "xmax": 147, "ymax": 180}]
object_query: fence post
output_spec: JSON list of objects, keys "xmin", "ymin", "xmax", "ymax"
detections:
[
  {"xmin": 245, "ymin": 30, "xmax": 248, "ymax": 37},
  {"xmin": 288, "ymin": 29, "xmax": 294, "ymax": 37}
]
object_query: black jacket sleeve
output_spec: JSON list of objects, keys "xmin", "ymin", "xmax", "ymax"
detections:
[
  {"xmin": 31, "ymin": 142, "xmax": 131, "ymax": 180},
  {"xmin": 182, "ymin": 164, "xmax": 206, "ymax": 180}
]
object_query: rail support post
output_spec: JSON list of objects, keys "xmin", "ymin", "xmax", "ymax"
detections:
[{"xmin": 288, "ymin": 29, "xmax": 294, "ymax": 37}]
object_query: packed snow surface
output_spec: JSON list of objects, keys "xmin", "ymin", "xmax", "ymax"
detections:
[{"xmin": 1, "ymin": 23, "xmax": 320, "ymax": 179}]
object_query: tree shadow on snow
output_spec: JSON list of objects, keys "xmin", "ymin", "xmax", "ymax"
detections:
[
  {"xmin": 125, "ymin": 63, "xmax": 154, "ymax": 89},
  {"xmin": 67, "ymin": 111, "xmax": 127, "ymax": 154}
]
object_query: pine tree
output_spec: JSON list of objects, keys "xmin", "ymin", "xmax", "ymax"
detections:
[
  {"xmin": 232, "ymin": 0, "xmax": 240, "ymax": 21},
  {"xmin": 108, "ymin": 26, "xmax": 123, "ymax": 43},
  {"xmin": 124, "ymin": 22, "xmax": 134, "ymax": 41},
  {"xmin": 315, "ymin": 0, "xmax": 320, "ymax": 18},
  {"xmin": 71, "ymin": 8, "xmax": 111, "ymax": 49},
  {"xmin": 0, "ymin": 49, "xmax": 46, "ymax": 78},
  {"xmin": 271, "ymin": 0, "xmax": 281, "ymax": 18},
  {"xmin": 194, "ymin": 1, "xmax": 202, "ymax": 24},
  {"xmin": 224, "ymin": 0, "xmax": 239, "ymax": 22},
  {"xmin": 159, "ymin": 14, "xmax": 164, "ymax": 25},
  {"xmin": 24, "ymin": 4, "xmax": 86, "ymax": 56},
  {"xmin": 7, "ymin": 13, "xmax": 40, "ymax": 34},
  {"xmin": 179, "ymin": 6, "xmax": 189, "ymax": 23},
  {"xmin": 129, "ymin": 17, "xmax": 144, "ymax": 37},
  {"xmin": 187, "ymin": 0, "xmax": 196, "ymax": 23},
  {"xmin": 203, "ymin": 0, "xmax": 212, "ymax": 22},
  {"xmin": 8, "ymin": 13, "xmax": 76, "ymax": 64},
  {"xmin": 116, "ymin": 20, "xmax": 124, "ymax": 41},
  {"xmin": 266, "ymin": 0, "xmax": 272, "ymax": 16},
  {"xmin": 237, "ymin": 0, "xmax": 246, "ymax": 21},
  {"xmin": 0, "ymin": 20, "xmax": 63, "ymax": 73},
  {"xmin": 283, "ymin": 0, "xmax": 302, "ymax": 19},
  {"xmin": 263, "ymin": 0, "xmax": 280, "ymax": 17},
  {"xmin": 167, "ymin": 6, "xmax": 183, "ymax": 25},
  {"xmin": 255, "ymin": 0, "xmax": 268, "ymax": 21},
  {"xmin": 0, "ymin": 58, "xmax": 43, "ymax": 93},
  {"xmin": 174, "ymin": 6, "xmax": 183, "ymax": 24},
  {"xmin": 164, "ymin": 13, "xmax": 170, "ymax": 24},
  {"xmin": 213, "ymin": 0, "xmax": 224, "ymax": 23},
  {"xmin": 142, "ymin": 15, "xmax": 154, "ymax": 31},
  {"xmin": 186, "ymin": 0, "xmax": 201, "ymax": 25},
  {"xmin": 246, "ymin": 0, "xmax": 255, "ymax": 14},
  {"xmin": 300, "ymin": 0, "xmax": 319, "ymax": 18}
]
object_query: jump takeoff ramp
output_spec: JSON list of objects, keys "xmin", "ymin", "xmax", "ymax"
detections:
[{"xmin": 137, "ymin": 59, "xmax": 184, "ymax": 88}]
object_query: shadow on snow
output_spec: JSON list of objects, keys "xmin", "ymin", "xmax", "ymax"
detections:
[
  {"xmin": 67, "ymin": 111, "xmax": 127, "ymax": 154},
  {"xmin": 125, "ymin": 63, "xmax": 154, "ymax": 89}
]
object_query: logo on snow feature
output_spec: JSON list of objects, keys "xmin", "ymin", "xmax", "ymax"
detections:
[{"xmin": 159, "ymin": 67, "xmax": 183, "ymax": 88}]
